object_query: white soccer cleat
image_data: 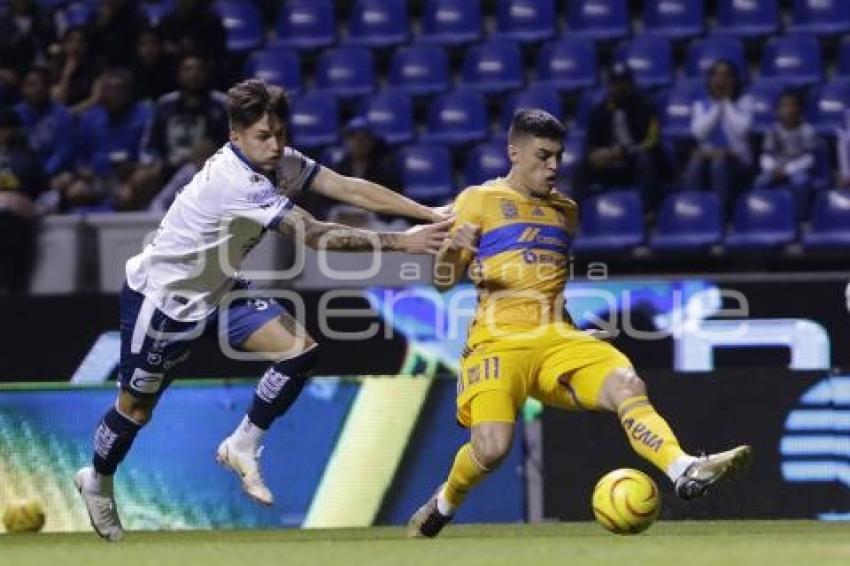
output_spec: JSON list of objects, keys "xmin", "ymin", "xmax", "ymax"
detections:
[
  {"xmin": 216, "ymin": 436, "xmax": 274, "ymax": 506},
  {"xmin": 74, "ymin": 467, "xmax": 124, "ymax": 542},
  {"xmin": 675, "ymin": 445, "xmax": 752, "ymax": 500}
]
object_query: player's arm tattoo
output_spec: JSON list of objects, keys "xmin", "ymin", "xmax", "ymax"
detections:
[{"xmin": 277, "ymin": 205, "xmax": 404, "ymax": 252}]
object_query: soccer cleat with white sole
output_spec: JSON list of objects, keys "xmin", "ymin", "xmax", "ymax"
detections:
[
  {"xmin": 216, "ymin": 436, "xmax": 274, "ymax": 506},
  {"xmin": 406, "ymin": 486, "xmax": 453, "ymax": 538},
  {"xmin": 74, "ymin": 467, "xmax": 124, "ymax": 542},
  {"xmin": 675, "ymin": 445, "xmax": 752, "ymax": 500}
]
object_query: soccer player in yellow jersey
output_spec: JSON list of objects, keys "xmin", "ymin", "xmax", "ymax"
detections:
[{"xmin": 407, "ymin": 109, "xmax": 751, "ymax": 538}]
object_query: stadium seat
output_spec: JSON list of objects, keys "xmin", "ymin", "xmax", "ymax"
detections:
[
  {"xmin": 558, "ymin": 134, "xmax": 585, "ymax": 179},
  {"xmin": 388, "ymin": 44, "xmax": 451, "ymax": 97},
  {"xmin": 615, "ymin": 36, "xmax": 673, "ymax": 89},
  {"xmin": 213, "ymin": 0, "xmax": 264, "ymax": 52},
  {"xmin": 572, "ymin": 190, "xmax": 644, "ymax": 252},
  {"xmin": 571, "ymin": 87, "xmax": 604, "ymax": 140},
  {"xmin": 319, "ymin": 145, "xmax": 345, "ymax": 167},
  {"xmin": 760, "ymin": 35, "xmax": 823, "ymax": 88},
  {"xmin": 650, "ymin": 191, "xmax": 722, "ymax": 251},
  {"xmin": 493, "ymin": 0, "xmax": 557, "ymax": 43},
  {"xmin": 421, "ymin": 90, "xmax": 489, "ymax": 146},
  {"xmin": 398, "ymin": 144, "xmax": 455, "ymax": 204},
  {"xmin": 685, "ymin": 37, "xmax": 747, "ymax": 81},
  {"xmin": 356, "ymin": 89, "xmax": 414, "ymax": 144},
  {"xmin": 660, "ymin": 81, "xmax": 706, "ymax": 140},
  {"xmin": 807, "ymin": 80, "xmax": 850, "ymax": 136},
  {"xmin": 566, "ymin": 0, "xmax": 629, "ymax": 41},
  {"xmin": 419, "ymin": 0, "xmax": 483, "ymax": 46},
  {"xmin": 140, "ymin": 0, "xmax": 175, "ymax": 26},
  {"xmin": 802, "ymin": 190, "xmax": 850, "ymax": 248},
  {"xmin": 536, "ymin": 37, "xmax": 598, "ymax": 93},
  {"xmin": 62, "ymin": 1, "xmax": 96, "ymax": 27},
  {"xmin": 838, "ymin": 36, "xmax": 850, "ymax": 77},
  {"xmin": 245, "ymin": 47, "xmax": 302, "ymax": 94},
  {"xmin": 272, "ymin": 0, "xmax": 336, "ymax": 50},
  {"xmin": 747, "ymin": 80, "xmax": 783, "ymax": 134},
  {"xmin": 497, "ymin": 85, "xmax": 562, "ymax": 136},
  {"xmin": 460, "ymin": 40, "xmax": 524, "ymax": 95},
  {"xmin": 290, "ymin": 92, "xmax": 340, "ymax": 149},
  {"xmin": 464, "ymin": 142, "xmax": 511, "ymax": 185},
  {"xmin": 725, "ymin": 189, "xmax": 797, "ymax": 250},
  {"xmin": 713, "ymin": 0, "xmax": 779, "ymax": 39},
  {"xmin": 787, "ymin": 0, "xmax": 850, "ymax": 37},
  {"xmin": 642, "ymin": 0, "xmax": 703, "ymax": 40},
  {"xmin": 346, "ymin": 0, "xmax": 410, "ymax": 48},
  {"xmin": 315, "ymin": 47, "xmax": 375, "ymax": 98}
]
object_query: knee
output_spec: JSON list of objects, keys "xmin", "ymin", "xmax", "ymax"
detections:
[
  {"xmin": 605, "ymin": 367, "xmax": 647, "ymax": 407},
  {"xmin": 472, "ymin": 429, "xmax": 513, "ymax": 470},
  {"xmin": 118, "ymin": 394, "xmax": 155, "ymax": 426}
]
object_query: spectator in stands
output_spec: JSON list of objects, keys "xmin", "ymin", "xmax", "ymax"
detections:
[
  {"xmin": 53, "ymin": 68, "xmax": 150, "ymax": 211},
  {"xmin": 14, "ymin": 67, "xmax": 76, "ymax": 180},
  {"xmin": 132, "ymin": 28, "xmax": 175, "ymax": 102},
  {"xmin": 89, "ymin": 0, "xmax": 147, "ymax": 67},
  {"xmin": 157, "ymin": 0, "xmax": 227, "ymax": 85},
  {"xmin": 147, "ymin": 138, "xmax": 217, "ymax": 212},
  {"xmin": 684, "ymin": 59, "xmax": 753, "ymax": 210},
  {"xmin": 833, "ymin": 110, "xmax": 850, "ymax": 191},
  {"xmin": 49, "ymin": 26, "xmax": 102, "ymax": 111},
  {"xmin": 0, "ymin": 108, "xmax": 44, "ymax": 294},
  {"xmin": 0, "ymin": 0, "xmax": 54, "ymax": 104},
  {"xmin": 584, "ymin": 62, "xmax": 663, "ymax": 209},
  {"xmin": 754, "ymin": 90, "xmax": 818, "ymax": 216},
  {"xmin": 131, "ymin": 54, "xmax": 228, "ymax": 209}
]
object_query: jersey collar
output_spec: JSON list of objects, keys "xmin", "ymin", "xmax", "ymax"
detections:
[{"xmin": 227, "ymin": 142, "xmax": 267, "ymax": 176}]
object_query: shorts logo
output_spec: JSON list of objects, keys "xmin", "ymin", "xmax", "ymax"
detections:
[
  {"xmin": 130, "ymin": 368, "xmax": 165, "ymax": 394},
  {"xmin": 146, "ymin": 352, "xmax": 163, "ymax": 366},
  {"xmin": 252, "ymin": 299, "xmax": 269, "ymax": 311},
  {"xmin": 256, "ymin": 368, "xmax": 290, "ymax": 402},
  {"xmin": 501, "ymin": 199, "xmax": 518, "ymax": 219}
]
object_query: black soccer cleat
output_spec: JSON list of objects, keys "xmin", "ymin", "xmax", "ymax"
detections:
[
  {"xmin": 675, "ymin": 445, "xmax": 752, "ymax": 501},
  {"xmin": 406, "ymin": 487, "xmax": 453, "ymax": 538}
]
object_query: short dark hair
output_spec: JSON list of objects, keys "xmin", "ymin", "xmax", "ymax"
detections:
[
  {"xmin": 779, "ymin": 89, "xmax": 804, "ymax": 109},
  {"xmin": 226, "ymin": 79, "xmax": 290, "ymax": 131},
  {"xmin": 508, "ymin": 109, "xmax": 566, "ymax": 143}
]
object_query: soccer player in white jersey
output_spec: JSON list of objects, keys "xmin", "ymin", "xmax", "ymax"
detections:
[{"xmin": 74, "ymin": 79, "xmax": 452, "ymax": 541}]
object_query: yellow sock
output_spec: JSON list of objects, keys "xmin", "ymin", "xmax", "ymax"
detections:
[
  {"xmin": 618, "ymin": 395, "xmax": 687, "ymax": 475},
  {"xmin": 442, "ymin": 443, "xmax": 489, "ymax": 508}
]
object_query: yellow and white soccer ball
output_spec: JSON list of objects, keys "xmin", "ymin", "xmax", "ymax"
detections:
[
  {"xmin": 2, "ymin": 498, "xmax": 46, "ymax": 533},
  {"xmin": 591, "ymin": 468, "xmax": 660, "ymax": 535}
]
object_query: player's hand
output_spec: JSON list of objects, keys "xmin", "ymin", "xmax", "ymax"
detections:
[
  {"xmin": 399, "ymin": 218, "xmax": 453, "ymax": 255},
  {"xmin": 447, "ymin": 222, "xmax": 480, "ymax": 254},
  {"xmin": 429, "ymin": 203, "xmax": 454, "ymax": 222}
]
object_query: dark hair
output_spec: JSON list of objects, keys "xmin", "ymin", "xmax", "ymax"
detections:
[
  {"xmin": 707, "ymin": 59, "xmax": 742, "ymax": 100},
  {"xmin": 779, "ymin": 89, "xmax": 804, "ymax": 109},
  {"xmin": 508, "ymin": 109, "xmax": 566, "ymax": 143},
  {"xmin": 24, "ymin": 66, "xmax": 51, "ymax": 84},
  {"xmin": 226, "ymin": 79, "xmax": 290, "ymax": 131}
]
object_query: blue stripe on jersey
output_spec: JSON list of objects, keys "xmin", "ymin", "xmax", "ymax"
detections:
[
  {"xmin": 266, "ymin": 199, "xmax": 296, "ymax": 231},
  {"xmin": 478, "ymin": 223, "xmax": 572, "ymax": 259}
]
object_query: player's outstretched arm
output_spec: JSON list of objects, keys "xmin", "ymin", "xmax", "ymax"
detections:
[
  {"xmin": 310, "ymin": 167, "xmax": 451, "ymax": 223},
  {"xmin": 278, "ymin": 205, "xmax": 452, "ymax": 254},
  {"xmin": 433, "ymin": 222, "xmax": 479, "ymax": 292}
]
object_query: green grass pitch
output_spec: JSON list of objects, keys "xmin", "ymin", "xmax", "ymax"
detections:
[{"xmin": 2, "ymin": 521, "xmax": 849, "ymax": 566}]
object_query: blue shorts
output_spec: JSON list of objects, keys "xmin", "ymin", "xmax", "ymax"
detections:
[{"xmin": 119, "ymin": 280, "xmax": 285, "ymax": 397}]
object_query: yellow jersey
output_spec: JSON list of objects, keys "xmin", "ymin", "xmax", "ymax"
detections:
[{"xmin": 451, "ymin": 178, "xmax": 579, "ymax": 342}]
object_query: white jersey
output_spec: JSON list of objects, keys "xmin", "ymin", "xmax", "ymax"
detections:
[{"xmin": 126, "ymin": 143, "xmax": 319, "ymax": 321}]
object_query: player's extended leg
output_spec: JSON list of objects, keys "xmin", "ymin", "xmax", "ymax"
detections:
[
  {"xmin": 595, "ymin": 367, "xmax": 751, "ymax": 500},
  {"xmin": 216, "ymin": 312, "xmax": 319, "ymax": 505}
]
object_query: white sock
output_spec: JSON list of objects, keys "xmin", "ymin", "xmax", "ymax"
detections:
[
  {"xmin": 666, "ymin": 454, "xmax": 699, "ymax": 482},
  {"xmin": 230, "ymin": 415, "xmax": 265, "ymax": 452},
  {"xmin": 436, "ymin": 487, "xmax": 455, "ymax": 516}
]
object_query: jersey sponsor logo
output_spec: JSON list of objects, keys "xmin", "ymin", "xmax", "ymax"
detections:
[
  {"xmin": 248, "ymin": 187, "xmax": 280, "ymax": 206},
  {"xmin": 129, "ymin": 368, "xmax": 165, "ymax": 394},
  {"xmin": 519, "ymin": 227, "xmax": 569, "ymax": 248},
  {"xmin": 501, "ymin": 199, "xmax": 518, "ymax": 219}
]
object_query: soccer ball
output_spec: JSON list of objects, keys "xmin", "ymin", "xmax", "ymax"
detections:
[
  {"xmin": 2, "ymin": 498, "xmax": 46, "ymax": 533},
  {"xmin": 591, "ymin": 468, "xmax": 660, "ymax": 535}
]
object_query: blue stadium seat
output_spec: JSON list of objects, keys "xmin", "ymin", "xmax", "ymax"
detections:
[
  {"xmin": 725, "ymin": 189, "xmax": 797, "ymax": 249},
  {"xmin": 493, "ymin": 0, "xmax": 557, "ymax": 43},
  {"xmin": 460, "ymin": 40, "xmax": 524, "ymax": 95},
  {"xmin": 802, "ymin": 190, "xmax": 850, "ymax": 248},
  {"xmin": 615, "ymin": 36, "xmax": 673, "ymax": 89},
  {"xmin": 315, "ymin": 47, "xmax": 375, "ymax": 98},
  {"xmin": 685, "ymin": 36, "xmax": 747, "ymax": 81},
  {"xmin": 572, "ymin": 189, "xmax": 644, "ymax": 252},
  {"xmin": 272, "ymin": 0, "xmax": 336, "ymax": 50},
  {"xmin": 245, "ymin": 48, "xmax": 302, "ymax": 94},
  {"xmin": 356, "ymin": 89, "xmax": 414, "ymax": 144},
  {"xmin": 62, "ymin": 1, "xmax": 96, "ymax": 27},
  {"xmin": 464, "ymin": 142, "xmax": 511, "ymax": 185},
  {"xmin": 807, "ymin": 80, "xmax": 850, "ymax": 136},
  {"xmin": 571, "ymin": 87, "xmax": 604, "ymax": 140},
  {"xmin": 398, "ymin": 144, "xmax": 455, "ymax": 204},
  {"xmin": 642, "ymin": 0, "xmax": 703, "ymax": 40},
  {"xmin": 747, "ymin": 80, "xmax": 783, "ymax": 134},
  {"xmin": 497, "ymin": 85, "xmax": 562, "ymax": 136},
  {"xmin": 290, "ymin": 92, "xmax": 340, "ymax": 149},
  {"xmin": 660, "ymin": 81, "xmax": 706, "ymax": 139},
  {"xmin": 214, "ymin": 0, "xmax": 264, "ymax": 52},
  {"xmin": 788, "ymin": 0, "xmax": 850, "ymax": 37},
  {"xmin": 558, "ymin": 134, "xmax": 585, "ymax": 179},
  {"xmin": 566, "ymin": 0, "xmax": 629, "ymax": 41},
  {"xmin": 760, "ymin": 35, "xmax": 823, "ymax": 88},
  {"xmin": 713, "ymin": 0, "xmax": 779, "ymax": 39},
  {"xmin": 420, "ymin": 0, "xmax": 483, "ymax": 46},
  {"xmin": 421, "ymin": 90, "xmax": 489, "ymax": 146},
  {"xmin": 388, "ymin": 44, "xmax": 451, "ymax": 97},
  {"xmin": 536, "ymin": 37, "xmax": 598, "ymax": 92},
  {"xmin": 319, "ymin": 145, "xmax": 346, "ymax": 168},
  {"xmin": 140, "ymin": 0, "xmax": 175, "ymax": 26},
  {"xmin": 346, "ymin": 0, "xmax": 410, "ymax": 48},
  {"xmin": 838, "ymin": 36, "xmax": 850, "ymax": 77},
  {"xmin": 650, "ymin": 191, "xmax": 722, "ymax": 251}
]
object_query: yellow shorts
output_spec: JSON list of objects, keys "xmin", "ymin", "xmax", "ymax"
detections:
[{"xmin": 456, "ymin": 323, "xmax": 632, "ymax": 427}]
